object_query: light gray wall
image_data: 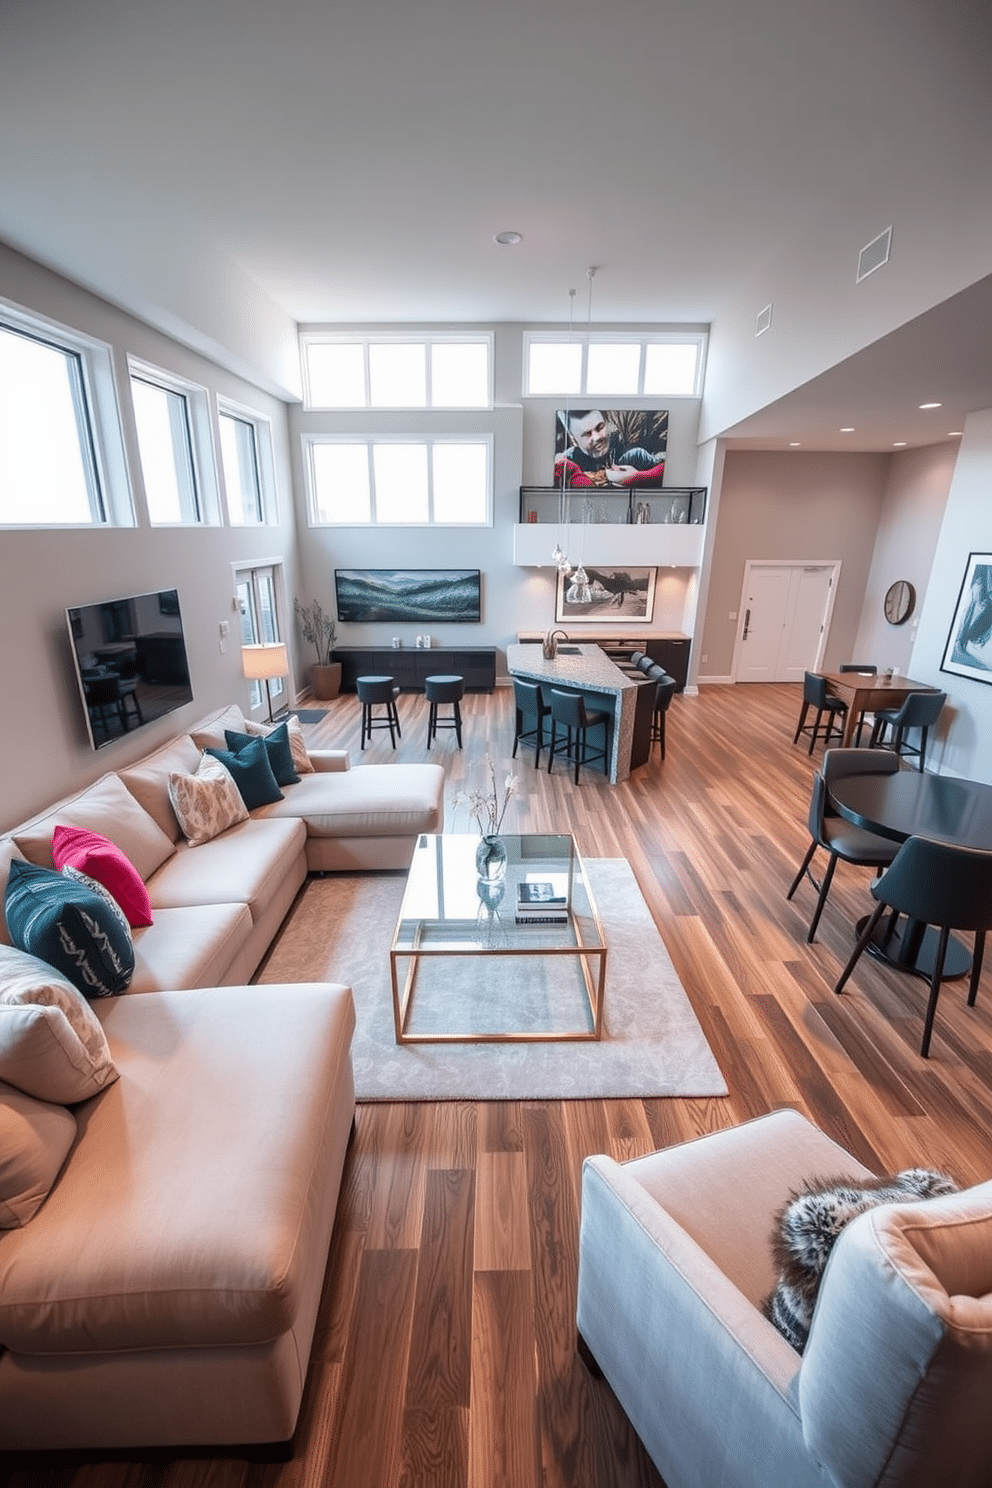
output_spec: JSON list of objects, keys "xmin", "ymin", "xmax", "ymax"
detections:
[
  {"xmin": 906, "ymin": 405, "xmax": 992, "ymax": 782},
  {"xmin": 0, "ymin": 245, "xmax": 300, "ymax": 830},
  {"xmin": 697, "ymin": 450, "xmax": 889, "ymax": 678},
  {"xmin": 852, "ymin": 442, "xmax": 955, "ymax": 671}
]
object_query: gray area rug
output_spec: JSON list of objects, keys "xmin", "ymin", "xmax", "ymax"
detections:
[{"xmin": 256, "ymin": 859, "xmax": 727, "ymax": 1101}]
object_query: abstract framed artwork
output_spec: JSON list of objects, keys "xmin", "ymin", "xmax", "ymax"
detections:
[
  {"xmin": 555, "ymin": 565, "xmax": 657, "ymax": 624},
  {"xmin": 940, "ymin": 552, "xmax": 992, "ymax": 685},
  {"xmin": 334, "ymin": 569, "xmax": 481, "ymax": 624},
  {"xmin": 553, "ymin": 409, "xmax": 668, "ymax": 487}
]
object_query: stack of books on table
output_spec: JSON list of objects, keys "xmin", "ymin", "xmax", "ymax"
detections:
[{"xmin": 515, "ymin": 874, "xmax": 569, "ymax": 925}]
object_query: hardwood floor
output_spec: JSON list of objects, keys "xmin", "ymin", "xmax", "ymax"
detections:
[{"xmin": 5, "ymin": 681, "xmax": 991, "ymax": 1488}]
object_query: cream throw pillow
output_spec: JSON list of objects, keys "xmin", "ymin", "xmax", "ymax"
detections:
[
  {"xmin": 0, "ymin": 945, "xmax": 120, "ymax": 1102},
  {"xmin": 0, "ymin": 1080, "xmax": 78, "ymax": 1228},
  {"xmin": 168, "ymin": 753, "xmax": 250, "ymax": 847},
  {"xmin": 244, "ymin": 714, "xmax": 315, "ymax": 774}
]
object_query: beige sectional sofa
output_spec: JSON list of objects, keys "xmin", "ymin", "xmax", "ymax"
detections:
[{"xmin": 0, "ymin": 704, "xmax": 445, "ymax": 1451}]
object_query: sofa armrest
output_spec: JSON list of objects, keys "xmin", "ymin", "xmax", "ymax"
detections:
[{"xmin": 309, "ymin": 751, "xmax": 350, "ymax": 773}]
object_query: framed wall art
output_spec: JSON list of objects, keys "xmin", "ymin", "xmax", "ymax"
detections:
[
  {"xmin": 940, "ymin": 552, "xmax": 992, "ymax": 685},
  {"xmin": 555, "ymin": 565, "xmax": 657, "ymax": 624},
  {"xmin": 553, "ymin": 409, "xmax": 668, "ymax": 488}
]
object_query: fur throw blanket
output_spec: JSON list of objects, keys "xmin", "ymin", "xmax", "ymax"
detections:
[{"xmin": 763, "ymin": 1168, "xmax": 958, "ymax": 1353}]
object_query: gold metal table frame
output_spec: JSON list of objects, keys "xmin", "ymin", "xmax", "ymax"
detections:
[{"xmin": 389, "ymin": 833, "xmax": 607, "ymax": 1044}]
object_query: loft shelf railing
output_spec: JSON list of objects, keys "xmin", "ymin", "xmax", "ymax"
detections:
[{"xmin": 518, "ymin": 486, "xmax": 706, "ymax": 527}]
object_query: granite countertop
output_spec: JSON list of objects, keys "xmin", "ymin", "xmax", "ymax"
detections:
[{"xmin": 506, "ymin": 643, "xmax": 637, "ymax": 694}]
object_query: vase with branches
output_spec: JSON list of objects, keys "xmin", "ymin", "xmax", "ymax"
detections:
[
  {"xmin": 454, "ymin": 754, "xmax": 518, "ymax": 881},
  {"xmin": 294, "ymin": 599, "xmax": 337, "ymax": 664}
]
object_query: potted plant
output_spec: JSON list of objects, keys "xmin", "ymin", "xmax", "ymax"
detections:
[{"xmin": 294, "ymin": 599, "xmax": 340, "ymax": 700}]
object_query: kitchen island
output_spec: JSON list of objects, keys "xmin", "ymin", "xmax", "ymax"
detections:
[{"xmin": 506, "ymin": 642, "xmax": 655, "ymax": 783}]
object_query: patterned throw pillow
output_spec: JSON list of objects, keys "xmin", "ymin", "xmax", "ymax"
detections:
[
  {"xmin": 52, "ymin": 824, "xmax": 153, "ymax": 927},
  {"xmin": 763, "ymin": 1168, "xmax": 959, "ymax": 1352},
  {"xmin": 205, "ymin": 737, "xmax": 283, "ymax": 810},
  {"xmin": 167, "ymin": 753, "xmax": 249, "ymax": 847},
  {"xmin": 244, "ymin": 715, "xmax": 315, "ymax": 774},
  {"xmin": 0, "ymin": 943, "xmax": 119, "ymax": 1102},
  {"xmin": 225, "ymin": 722, "xmax": 299, "ymax": 787},
  {"xmin": 4, "ymin": 860, "xmax": 135, "ymax": 999}
]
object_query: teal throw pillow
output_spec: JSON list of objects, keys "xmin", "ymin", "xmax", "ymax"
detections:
[
  {"xmin": 225, "ymin": 723, "xmax": 299, "ymax": 787},
  {"xmin": 205, "ymin": 736, "xmax": 284, "ymax": 810},
  {"xmin": 4, "ymin": 859, "xmax": 135, "ymax": 999}
]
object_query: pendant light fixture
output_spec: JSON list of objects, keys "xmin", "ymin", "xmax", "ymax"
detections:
[
  {"xmin": 567, "ymin": 267, "xmax": 597, "ymax": 594},
  {"xmin": 552, "ymin": 287, "xmax": 577, "ymax": 573}
]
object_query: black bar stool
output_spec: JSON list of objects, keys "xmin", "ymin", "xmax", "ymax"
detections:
[
  {"xmin": 646, "ymin": 665, "xmax": 677, "ymax": 759},
  {"xmin": 511, "ymin": 676, "xmax": 550, "ymax": 768},
  {"xmin": 425, "ymin": 673, "xmax": 464, "ymax": 748},
  {"xmin": 547, "ymin": 687, "xmax": 610, "ymax": 784},
  {"xmin": 356, "ymin": 674, "xmax": 401, "ymax": 749}
]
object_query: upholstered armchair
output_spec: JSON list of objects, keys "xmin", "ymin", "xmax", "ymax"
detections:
[{"xmin": 576, "ymin": 1109, "xmax": 992, "ymax": 1488}]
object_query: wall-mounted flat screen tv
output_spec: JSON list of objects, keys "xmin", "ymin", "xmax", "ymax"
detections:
[
  {"xmin": 334, "ymin": 569, "xmax": 482, "ymax": 624},
  {"xmin": 66, "ymin": 589, "xmax": 194, "ymax": 750}
]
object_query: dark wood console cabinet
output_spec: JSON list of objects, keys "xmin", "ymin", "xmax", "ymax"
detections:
[{"xmin": 335, "ymin": 646, "xmax": 496, "ymax": 693}]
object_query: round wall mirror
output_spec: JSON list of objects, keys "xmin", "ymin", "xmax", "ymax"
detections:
[{"xmin": 884, "ymin": 579, "xmax": 916, "ymax": 625}]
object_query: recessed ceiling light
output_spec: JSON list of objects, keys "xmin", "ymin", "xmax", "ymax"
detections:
[
  {"xmin": 840, "ymin": 426, "xmax": 855, "ymax": 433},
  {"xmin": 918, "ymin": 401, "xmax": 942, "ymax": 410},
  {"xmin": 789, "ymin": 441, "xmax": 801, "ymax": 447},
  {"xmin": 948, "ymin": 430, "xmax": 963, "ymax": 437},
  {"xmin": 893, "ymin": 441, "xmax": 907, "ymax": 447},
  {"xmin": 494, "ymin": 230, "xmax": 522, "ymax": 245}
]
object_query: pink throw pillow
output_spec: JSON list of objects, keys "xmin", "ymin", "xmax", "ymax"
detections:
[{"xmin": 51, "ymin": 824, "xmax": 153, "ymax": 928}]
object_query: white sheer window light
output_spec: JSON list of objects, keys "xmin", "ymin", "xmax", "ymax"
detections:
[
  {"xmin": 369, "ymin": 343, "xmax": 427, "ymax": 407},
  {"xmin": 586, "ymin": 342, "xmax": 641, "ymax": 395},
  {"xmin": 374, "ymin": 443, "xmax": 428, "ymax": 522},
  {"xmin": 219, "ymin": 410, "xmax": 265, "ymax": 524},
  {"xmin": 131, "ymin": 376, "xmax": 200, "ymax": 523},
  {"xmin": 527, "ymin": 341, "xmax": 582, "ymax": 396},
  {"xmin": 306, "ymin": 342, "xmax": 366, "ymax": 406},
  {"xmin": 644, "ymin": 341, "xmax": 700, "ymax": 395},
  {"xmin": 309, "ymin": 442, "xmax": 372, "ymax": 523},
  {"xmin": 429, "ymin": 342, "xmax": 489, "ymax": 407},
  {"xmin": 305, "ymin": 436, "xmax": 490, "ymax": 525},
  {"xmin": 0, "ymin": 324, "xmax": 104, "ymax": 524},
  {"xmin": 432, "ymin": 442, "xmax": 487, "ymax": 522}
]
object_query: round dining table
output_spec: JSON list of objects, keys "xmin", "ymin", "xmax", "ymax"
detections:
[{"xmin": 829, "ymin": 769, "xmax": 992, "ymax": 978}]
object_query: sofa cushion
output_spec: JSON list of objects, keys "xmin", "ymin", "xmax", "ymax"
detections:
[
  {"xmin": 0, "ymin": 1081, "xmax": 78, "ymax": 1229},
  {"xmin": 118, "ymin": 733, "xmax": 202, "ymax": 842},
  {"xmin": 146, "ymin": 816, "xmax": 305, "ymax": 922},
  {"xmin": 0, "ymin": 983, "xmax": 355, "ymax": 1350},
  {"xmin": 0, "ymin": 944, "xmax": 119, "ymax": 1102},
  {"xmin": 225, "ymin": 723, "xmax": 299, "ymax": 787},
  {"xmin": 253, "ymin": 763, "xmax": 445, "ymax": 839},
  {"xmin": 5, "ymin": 861, "xmax": 135, "ymax": 999},
  {"xmin": 129, "ymin": 903, "xmax": 253, "ymax": 993},
  {"xmin": 244, "ymin": 714, "xmax": 315, "ymax": 775},
  {"xmin": 52, "ymin": 825, "xmax": 153, "ymax": 928},
  {"xmin": 205, "ymin": 738, "xmax": 284, "ymax": 810},
  {"xmin": 13, "ymin": 774, "xmax": 176, "ymax": 883},
  {"xmin": 168, "ymin": 753, "xmax": 249, "ymax": 847},
  {"xmin": 188, "ymin": 704, "xmax": 249, "ymax": 752}
]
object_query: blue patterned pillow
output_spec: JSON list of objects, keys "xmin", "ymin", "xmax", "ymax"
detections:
[
  {"xmin": 205, "ymin": 736, "xmax": 284, "ymax": 809},
  {"xmin": 224, "ymin": 723, "xmax": 299, "ymax": 787},
  {"xmin": 4, "ymin": 859, "xmax": 134, "ymax": 999}
]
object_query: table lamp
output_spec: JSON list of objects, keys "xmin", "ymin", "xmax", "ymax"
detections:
[{"xmin": 241, "ymin": 641, "xmax": 289, "ymax": 723}]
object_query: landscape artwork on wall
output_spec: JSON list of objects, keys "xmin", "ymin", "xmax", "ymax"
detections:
[
  {"xmin": 334, "ymin": 569, "xmax": 481, "ymax": 624},
  {"xmin": 940, "ymin": 551, "xmax": 992, "ymax": 685},
  {"xmin": 555, "ymin": 566, "xmax": 657, "ymax": 624},
  {"xmin": 553, "ymin": 409, "xmax": 668, "ymax": 487}
]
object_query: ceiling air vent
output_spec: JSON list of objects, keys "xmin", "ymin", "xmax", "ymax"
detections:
[
  {"xmin": 856, "ymin": 226, "xmax": 892, "ymax": 284},
  {"xmin": 755, "ymin": 303, "xmax": 773, "ymax": 337}
]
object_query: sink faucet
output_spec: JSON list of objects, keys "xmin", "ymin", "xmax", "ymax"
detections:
[{"xmin": 543, "ymin": 628, "xmax": 569, "ymax": 661}]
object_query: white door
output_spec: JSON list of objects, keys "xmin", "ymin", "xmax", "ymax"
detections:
[{"xmin": 735, "ymin": 562, "xmax": 839, "ymax": 682}]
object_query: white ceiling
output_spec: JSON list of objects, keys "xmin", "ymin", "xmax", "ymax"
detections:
[{"xmin": 1, "ymin": 0, "xmax": 990, "ymax": 449}]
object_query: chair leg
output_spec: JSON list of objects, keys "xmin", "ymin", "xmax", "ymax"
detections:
[
  {"xmin": 968, "ymin": 931, "xmax": 986, "ymax": 1007},
  {"xmin": 453, "ymin": 700, "xmax": 462, "ymax": 749},
  {"xmin": 427, "ymin": 701, "xmax": 437, "ymax": 746},
  {"xmin": 547, "ymin": 720, "xmax": 557, "ymax": 774},
  {"xmin": 834, "ymin": 901, "xmax": 887, "ymax": 994},
  {"xmin": 806, "ymin": 853, "xmax": 838, "ymax": 943},
  {"xmin": 807, "ymin": 706, "xmax": 824, "ymax": 754},
  {"xmin": 918, "ymin": 727, "xmax": 929, "ymax": 773},
  {"xmin": 920, "ymin": 926, "xmax": 951, "ymax": 1058},
  {"xmin": 793, "ymin": 701, "xmax": 809, "ymax": 745},
  {"xmin": 787, "ymin": 840, "xmax": 818, "ymax": 901}
]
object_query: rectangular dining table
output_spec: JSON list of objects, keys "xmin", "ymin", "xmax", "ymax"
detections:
[{"xmin": 818, "ymin": 671, "xmax": 942, "ymax": 748}]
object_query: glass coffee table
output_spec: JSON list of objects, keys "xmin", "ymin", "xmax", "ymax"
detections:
[{"xmin": 389, "ymin": 833, "xmax": 607, "ymax": 1044}]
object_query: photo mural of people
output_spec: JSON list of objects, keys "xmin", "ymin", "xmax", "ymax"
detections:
[{"xmin": 554, "ymin": 408, "xmax": 668, "ymax": 487}]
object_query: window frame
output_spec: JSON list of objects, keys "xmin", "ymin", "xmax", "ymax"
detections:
[
  {"xmin": 523, "ymin": 331, "xmax": 707, "ymax": 399},
  {"xmin": 217, "ymin": 397, "xmax": 277, "ymax": 525},
  {"xmin": 302, "ymin": 433, "xmax": 493, "ymax": 527},
  {"xmin": 300, "ymin": 333, "xmax": 494, "ymax": 410},
  {"xmin": 127, "ymin": 356, "xmax": 220, "ymax": 526},
  {"xmin": 0, "ymin": 299, "xmax": 134, "ymax": 528}
]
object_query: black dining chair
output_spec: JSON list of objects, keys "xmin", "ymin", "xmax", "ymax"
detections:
[
  {"xmin": 839, "ymin": 662, "xmax": 878, "ymax": 745},
  {"xmin": 547, "ymin": 688, "xmax": 610, "ymax": 784},
  {"xmin": 870, "ymin": 690, "xmax": 946, "ymax": 772},
  {"xmin": 511, "ymin": 676, "xmax": 550, "ymax": 768},
  {"xmin": 787, "ymin": 747, "xmax": 901, "ymax": 942},
  {"xmin": 793, "ymin": 671, "xmax": 848, "ymax": 754},
  {"xmin": 833, "ymin": 835, "xmax": 992, "ymax": 1057}
]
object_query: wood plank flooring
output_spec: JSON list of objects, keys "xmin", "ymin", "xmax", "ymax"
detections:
[{"xmin": 5, "ymin": 681, "xmax": 991, "ymax": 1488}]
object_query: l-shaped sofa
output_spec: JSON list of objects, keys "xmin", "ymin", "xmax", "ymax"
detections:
[{"xmin": 0, "ymin": 703, "xmax": 445, "ymax": 1452}]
